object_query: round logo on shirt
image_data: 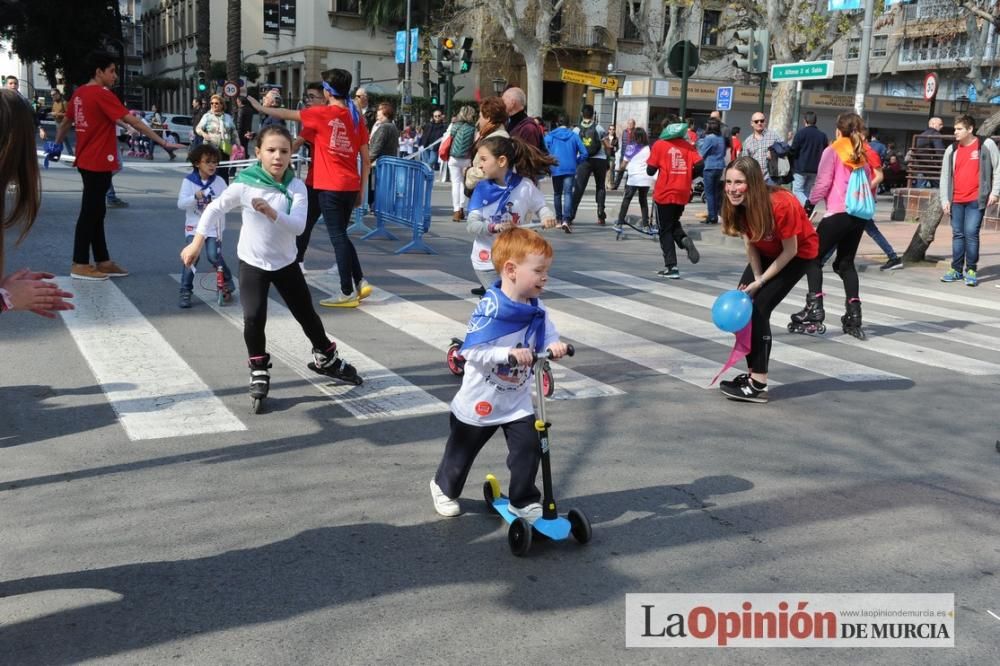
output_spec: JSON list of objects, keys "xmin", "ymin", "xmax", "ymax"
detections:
[
  {"xmin": 474, "ymin": 401, "xmax": 493, "ymax": 417},
  {"xmin": 478, "ymin": 249, "xmax": 490, "ymax": 261},
  {"xmin": 107, "ymin": 154, "xmax": 115, "ymax": 161}
]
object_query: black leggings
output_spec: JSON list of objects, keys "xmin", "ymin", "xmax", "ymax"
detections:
[
  {"xmin": 239, "ymin": 260, "xmax": 330, "ymax": 357},
  {"xmin": 434, "ymin": 413, "xmax": 541, "ymax": 508},
  {"xmin": 294, "ymin": 185, "xmax": 323, "ymax": 264},
  {"xmin": 570, "ymin": 157, "xmax": 609, "ymax": 220},
  {"xmin": 739, "ymin": 255, "xmax": 812, "ymax": 374},
  {"xmin": 616, "ymin": 185, "xmax": 649, "ymax": 225},
  {"xmin": 655, "ymin": 203, "xmax": 690, "ymax": 267},
  {"xmin": 805, "ymin": 212, "xmax": 866, "ymax": 301},
  {"xmin": 73, "ymin": 168, "xmax": 113, "ymax": 265}
]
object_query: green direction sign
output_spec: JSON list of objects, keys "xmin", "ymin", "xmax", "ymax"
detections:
[{"xmin": 770, "ymin": 61, "xmax": 834, "ymax": 82}]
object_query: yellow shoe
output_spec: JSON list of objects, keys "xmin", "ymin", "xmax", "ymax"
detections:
[
  {"xmin": 320, "ymin": 291, "xmax": 360, "ymax": 308},
  {"xmin": 357, "ymin": 279, "xmax": 372, "ymax": 300},
  {"xmin": 71, "ymin": 263, "xmax": 109, "ymax": 281}
]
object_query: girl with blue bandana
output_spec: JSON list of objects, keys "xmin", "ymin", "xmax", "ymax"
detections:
[
  {"xmin": 466, "ymin": 136, "xmax": 558, "ymax": 289},
  {"xmin": 430, "ymin": 228, "xmax": 570, "ymax": 522}
]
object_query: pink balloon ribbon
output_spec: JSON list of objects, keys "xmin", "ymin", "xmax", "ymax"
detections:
[{"xmin": 710, "ymin": 322, "xmax": 752, "ymax": 386}]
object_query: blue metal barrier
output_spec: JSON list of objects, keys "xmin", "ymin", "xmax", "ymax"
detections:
[{"xmin": 362, "ymin": 157, "xmax": 436, "ymax": 254}]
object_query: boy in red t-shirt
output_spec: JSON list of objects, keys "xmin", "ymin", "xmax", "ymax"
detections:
[
  {"xmin": 248, "ymin": 67, "xmax": 372, "ymax": 307},
  {"xmin": 646, "ymin": 119, "xmax": 703, "ymax": 279},
  {"xmin": 52, "ymin": 51, "xmax": 182, "ymax": 281}
]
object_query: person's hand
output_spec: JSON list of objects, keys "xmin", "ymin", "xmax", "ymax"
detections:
[
  {"xmin": 541, "ymin": 217, "xmax": 558, "ymax": 229},
  {"xmin": 246, "ymin": 96, "xmax": 264, "ymax": 112},
  {"xmin": 2, "ymin": 269, "xmax": 74, "ymax": 318},
  {"xmin": 942, "ymin": 201, "xmax": 950, "ymax": 216},
  {"xmin": 739, "ymin": 278, "xmax": 763, "ymax": 297},
  {"xmin": 988, "ymin": 194, "xmax": 999, "ymax": 209},
  {"xmin": 546, "ymin": 342, "xmax": 569, "ymax": 360},
  {"xmin": 194, "ymin": 190, "xmax": 205, "ymax": 202},
  {"xmin": 161, "ymin": 140, "xmax": 184, "ymax": 151},
  {"xmin": 43, "ymin": 141, "xmax": 63, "ymax": 169},
  {"xmin": 180, "ymin": 243, "xmax": 200, "ymax": 267},
  {"xmin": 251, "ymin": 197, "xmax": 276, "ymax": 221},
  {"xmin": 508, "ymin": 347, "xmax": 534, "ymax": 367}
]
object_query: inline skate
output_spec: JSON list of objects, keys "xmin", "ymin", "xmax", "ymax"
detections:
[
  {"xmin": 841, "ymin": 298, "xmax": 866, "ymax": 340},
  {"xmin": 249, "ymin": 354, "xmax": 272, "ymax": 414},
  {"xmin": 787, "ymin": 292, "xmax": 826, "ymax": 335},
  {"xmin": 308, "ymin": 343, "xmax": 363, "ymax": 385}
]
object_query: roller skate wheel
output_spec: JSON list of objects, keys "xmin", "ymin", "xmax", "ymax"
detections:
[
  {"xmin": 816, "ymin": 324, "xmax": 827, "ymax": 334},
  {"xmin": 251, "ymin": 397, "xmax": 264, "ymax": 414},
  {"xmin": 217, "ymin": 290, "xmax": 225, "ymax": 306}
]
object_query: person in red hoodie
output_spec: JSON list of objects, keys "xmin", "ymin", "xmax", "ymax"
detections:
[
  {"xmin": 718, "ymin": 156, "xmax": 819, "ymax": 404},
  {"xmin": 646, "ymin": 118, "xmax": 702, "ymax": 279}
]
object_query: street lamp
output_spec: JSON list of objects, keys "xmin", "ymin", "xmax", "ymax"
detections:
[
  {"xmin": 492, "ymin": 77, "xmax": 506, "ymax": 95},
  {"xmin": 955, "ymin": 95, "xmax": 971, "ymax": 114}
]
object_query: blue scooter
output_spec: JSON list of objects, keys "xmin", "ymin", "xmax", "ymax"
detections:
[{"xmin": 482, "ymin": 344, "xmax": 592, "ymax": 556}]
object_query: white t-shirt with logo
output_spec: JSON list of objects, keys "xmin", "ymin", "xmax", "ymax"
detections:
[
  {"xmin": 466, "ymin": 178, "xmax": 554, "ymax": 272},
  {"xmin": 178, "ymin": 174, "xmax": 228, "ymax": 237},
  {"xmin": 451, "ymin": 303, "xmax": 560, "ymax": 427}
]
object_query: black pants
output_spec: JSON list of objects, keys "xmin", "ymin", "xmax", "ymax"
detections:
[
  {"xmin": 239, "ymin": 260, "xmax": 330, "ymax": 357},
  {"xmin": 613, "ymin": 161, "xmax": 627, "ymax": 189},
  {"xmin": 318, "ymin": 190, "xmax": 364, "ymax": 296},
  {"xmin": 569, "ymin": 157, "xmax": 608, "ymax": 221},
  {"xmin": 616, "ymin": 185, "xmax": 649, "ymax": 225},
  {"xmin": 655, "ymin": 203, "xmax": 690, "ymax": 267},
  {"xmin": 73, "ymin": 168, "xmax": 114, "ymax": 265},
  {"xmin": 294, "ymin": 185, "xmax": 323, "ymax": 264},
  {"xmin": 805, "ymin": 212, "xmax": 866, "ymax": 301},
  {"xmin": 738, "ymin": 256, "xmax": 812, "ymax": 374},
  {"xmin": 434, "ymin": 414, "xmax": 541, "ymax": 508}
]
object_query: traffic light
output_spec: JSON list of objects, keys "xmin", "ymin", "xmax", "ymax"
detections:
[
  {"xmin": 459, "ymin": 37, "xmax": 473, "ymax": 73},
  {"xmin": 197, "ymin": 70, "xmax": 207, "ymax": 93},
  {"xmin": 751, "ymin": 29, "xmax": 770, "ymax": 74},
  {"xmin": 732, "ymin": 29, "xmax": 769, "ymax": 74},
  {"xmin": 439, "ymin": 36, "xmax": 456, "ymax": 63},
  {"xmin": 429, "ymin": 81, "xmax": 440, "ymax": 106}
]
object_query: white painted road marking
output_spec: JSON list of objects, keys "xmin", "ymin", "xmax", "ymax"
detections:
[{"xmin": 56, "ymin": 278, "xmax": 246, "ymax": 441}]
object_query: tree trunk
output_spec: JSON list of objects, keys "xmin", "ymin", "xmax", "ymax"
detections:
[
  {"xmin": 768, "ymin": 80, "xmax": 796, "ymax": 142},
  {"xmin": 226, "ymin": 0, "xmax": 241, "ymax": 85},
  {"xmin": 196, "ymin": 0, "xmax": 211, "ymax": 81},
  {"xmin": 522, "ymin": 49, "xmax": 544, "ymax": 118},
  {"xmin": 901, "ymin": 203, "xmax": 944, "ymax": 263}
]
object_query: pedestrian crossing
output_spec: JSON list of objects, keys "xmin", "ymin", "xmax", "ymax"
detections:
[{"xmin": 48, "ymin": 265, "xmax": 1000, "ymax": 442}]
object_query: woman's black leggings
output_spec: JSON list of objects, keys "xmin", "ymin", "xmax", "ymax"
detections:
[
  {"xmin": 73, "ymin": 168, "xmax": 113, "ymax": 265},
  {"xmin": 738, "ymin": 255, "xmax": 812, "ymax": 374},
  {"xmin": 804, "ymin": 212, "xmax": 866, "ymax": 300},
  {"xmin": 239, "ymin": 260, "xmax": 331, "ymax": 357},
  {"xmin": 294, "ymin": 185, "xmax": 322, "ymax": 264},
  {"xmin": 616, "ymin": 185, "xmax": 649, "ymax": 224}
]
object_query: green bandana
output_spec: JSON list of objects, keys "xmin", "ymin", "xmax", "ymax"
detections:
[
  {"xmin": 659, "ymin": 122, "xmax": 689, "ymax": 140},
  {"xmin": 234, "ymin": 162, "xmax": 295, "ymax": 213}
]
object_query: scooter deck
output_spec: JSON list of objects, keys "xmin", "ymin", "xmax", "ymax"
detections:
[{"xmin": 489, "ymin": 497, "xmax": 572, "ymax": 540}]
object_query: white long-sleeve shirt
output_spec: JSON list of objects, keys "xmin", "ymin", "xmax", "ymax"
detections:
[
  {"xmin": 451, "ymin": 310, "xmax": 560, "ymax": 426},
  {"xmin": 177, "ymin": 174, "xmax": 227, "ymax": 237},
  {"xmin": 465, "ymin": 178, "xmax": 554, "ymax": 272},
  {"xmin": 196, "ymin": 179, "xmax": 307, "ymax": 271}
]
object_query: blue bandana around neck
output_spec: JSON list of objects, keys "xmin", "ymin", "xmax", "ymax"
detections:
[
  {"xmin": 323, "ymin": 82, "xmax": 361, "ymax": 129},
  {"xmin": 461, "ymin": 279, "xmax": 546, "ymax": 355},
  {"xmin": 468, "ymin": 171, "xmax": 522, "ymax": 214},
  {"xmin": 185, "ymin": 170, "xmax": 215, "ymax": 191}
]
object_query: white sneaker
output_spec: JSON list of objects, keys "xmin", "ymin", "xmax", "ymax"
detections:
[
  {"xmin": 430, "ymin": 479, "xmax": 461, "ymax": 517},
  {"xmin": 357, "ymin": 278, "xmax": 372, "ymax": 300},
  {"xmin": 319, "ymin": 290, "xmax": 359, "ymax": 308},
  {"xmin": 326, "ymin": 263, "xmax": 339, "ymax": 275},
  {"xmin": 507, "ymin": 502, "xmax": 543, "ymax": 523}
]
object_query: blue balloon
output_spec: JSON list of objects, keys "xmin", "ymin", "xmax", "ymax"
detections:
[{"xmin": 712, "ymin": 289, "xmax": 752, "ymax": 333}]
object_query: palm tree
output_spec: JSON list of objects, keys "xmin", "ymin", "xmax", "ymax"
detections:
[
  {"xmin": 361, "ymin": 0, "xmax": 443, "ymax": 33},
  {"xmin": 195, "ymin": 0, "xmax": 211, "ymax": 84},
  {"xmin": 226, "ymin": 0, "xmax": 241, "ymax": 84}
]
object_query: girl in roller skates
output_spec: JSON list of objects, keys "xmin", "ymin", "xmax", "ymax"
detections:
[
  {"xmin": 466, "ymin": 135, "xmax": 558, "ymax": 289},
  {"xmin": 176, "ymin": 143, "xmax": 233, "ymax": 309},
  {"xmin": 789, "ymin": 112, "xmax": 883, "ymax": 340},
  {"xmin": 181, "ymin": 125, "xmax": 361, "ymax": 413},
  {"xmin": 718, "ymin": 156, "xmax": 819, "ymax": 403}
]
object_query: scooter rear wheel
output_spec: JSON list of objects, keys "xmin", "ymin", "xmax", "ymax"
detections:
[
  {"xmin": 446, "ymin": 344, "xmax": 465, "ymax": 376},
  {"xmin": 250, "ymin": 397, "xmax": 264, "ymax": 414},
  {"xmin": 568, "ymin": 508, "xmax": 592, "ymax": 545},
  {"xmin": 483, "ymin": 481, "xmax": 497, "ymax": 509},
  {"xmin": 508, "ymin": 518, "xmax": 533, "ymax": 557}
]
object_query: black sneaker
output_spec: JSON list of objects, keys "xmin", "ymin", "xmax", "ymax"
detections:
[
  {"xmin": 178, "ymin": 290, "xmax": 192, "ymax": 309},
  {"xmin": 880, "ymin": 256, "xmax": 903, "ymax": 271},
  {"xmin": 681, "ymin": 236, "xmax": 700, "ymax": 264},
  {"xmin": 720, "ymin": 373, "xmax": 768, "ymax": 404},
  {"xmin": 656, "ymin": 266, "xmax": 680, "ymax": 279},
  {"xmin": 470, "ymin": 286, "xmax": 486, "ymax": 297}
]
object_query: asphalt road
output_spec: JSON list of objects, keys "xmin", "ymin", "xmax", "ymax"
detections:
[{"xmin": 1, "ymin": 159, "xmax": 998, "ymax": 664}]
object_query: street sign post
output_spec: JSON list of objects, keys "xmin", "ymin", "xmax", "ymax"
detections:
[
  {"xmin": 559, "ymin": 68, "xmax": 622, "ymax": 91},
  {"xmin": 769, "ymin": 61, "xmax": 834, "ymax": 82},
  {"xmin": 715, "ymin": 86, "xmax": 733, "ymax": 111}
]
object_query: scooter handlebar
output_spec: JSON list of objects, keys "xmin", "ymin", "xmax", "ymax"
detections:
[{"xmin": 508, "ymin": 344, "xmax": 575, "ymax": 367}]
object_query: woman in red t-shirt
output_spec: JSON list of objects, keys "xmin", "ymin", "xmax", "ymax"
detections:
[
  {"xmin": 718, "ymin": 156, "xmax": 819, "ymax": 404},
  {"xmin": 250, "ymin": 68, "xmax": 371, "ymax": 308}
]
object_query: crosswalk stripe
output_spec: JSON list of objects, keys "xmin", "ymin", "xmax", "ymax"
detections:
[
  {"xmin": 173, "ymin": 276, "xmax": 448, "ymax": 420},
  {"xmin": 572, "ymin": 272, "xmax": 907, "ymax": 382},
  {"xmin": 305, "ymin": 274, "xmax": 623, "ymax": 401},
  {"xmin": 861, "ymin": 273, "xmax": 1000, "ymax": 313},
  {"xmin": 391, "ymin": 269, "xmax": 763, "ymax": 388},
  {"xmin": 56, "ymin": 278, "xmax": 246, "ymax": 441},
  {"xmin": 595, "ymin": 271, "xmax": 1000, "ymax": 377}
]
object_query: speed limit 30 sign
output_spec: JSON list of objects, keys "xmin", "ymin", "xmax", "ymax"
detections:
[
  {"xmin": 923, "ymin": 72, "xmax": 938, "ymax": 101},
  {"xmin": 223, "ymin": 81, "xmax": 239, "ymax": 98}
]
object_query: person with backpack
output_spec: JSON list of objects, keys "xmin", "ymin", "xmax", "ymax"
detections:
[
  {"xmin": 787, "ymin": 112, "xmax": 883, "ymax": 340},
  {"xmin": 446, "ymin": 106, "xmax": 477, "ymax": 221},
  {"xmin": 544, "ymin": 114, "xmax": 588, "ymax": 231},
  {"xmin": 938, "ymin": 114, "xmax": 1000, "ymax": 287},
  {"xmin": 567, "ymin": 104, "xmax": 610, "ymax": 228}
]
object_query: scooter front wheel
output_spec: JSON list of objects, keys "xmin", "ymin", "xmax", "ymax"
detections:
[
  {"xmin": 508, "ymin": 518, "xmax": 533, "ymax": 557},
  {"xmin": 541, "ymin": 363, "xmax": 554, "ymax": 397},
  {"xmin": 568, "ymin": 508, "xmax": 592, "ymax": 545}
]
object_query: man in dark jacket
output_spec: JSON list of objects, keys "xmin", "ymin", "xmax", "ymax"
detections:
[
  {"xmin": 788, "ymin": 111, "xmax": 828, "ymax": 206},
  {"xmin": 914, "ymin": 116, "xmax": 945, "ymax": 187},
  {"xmin": 502, "ymin": 87, "xmax": 544, "ymax": 151},
  {"xmin": 235, "ymin": 96, "xmax": 255, "ymax": 152},
  {"xmin": 419, "ymin": 108, "xmax": 447, "ymax": 171}
]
